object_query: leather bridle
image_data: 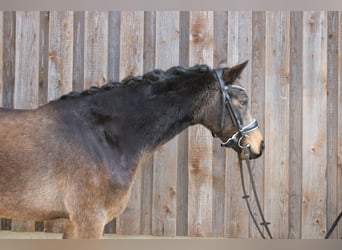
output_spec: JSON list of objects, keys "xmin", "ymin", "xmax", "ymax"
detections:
[
  {"xmin": 213, "ymin": 68, "xmax": 273, "ymax": 239},
  {"xmin": 212, "ymin": 69, "xmax": 259, "ymax": 152}
]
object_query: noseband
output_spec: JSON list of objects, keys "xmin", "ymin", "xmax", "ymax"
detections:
[{"xmin": 213, "ymin": 69, "xmax": 259, "ymax": 151}]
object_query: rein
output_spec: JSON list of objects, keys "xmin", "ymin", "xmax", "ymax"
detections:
[{"xmin": 213, "ymin": 69, "xmax": 272, "ymax": 239}]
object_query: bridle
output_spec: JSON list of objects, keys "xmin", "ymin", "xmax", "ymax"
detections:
[
  {"xmin": 213, "ymin": 68, "xmax": 273, "ymax": 239},
  {"xmin": 212, "ymin": 69, "xmax": 259, "ymax": 152}
]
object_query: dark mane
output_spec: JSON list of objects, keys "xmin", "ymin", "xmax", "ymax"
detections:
[{"xmin": 59, "ymin": 64, "xmax": 211, "ymax": 100}]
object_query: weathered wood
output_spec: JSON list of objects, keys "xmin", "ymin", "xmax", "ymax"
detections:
[
  {"xmin": 11, "ymin": 11, "xmax": 40, "ymax": 232},
  {"xmin": 13, "ymin": 11, "xmax": 39, "ymax": 109},
  {"xmin": 2, "ymin": 11, "xmax": 15, "ymax": 109},
  {"xmin": 264, "ymin": 11, "xmax": 290, "ymax": 238},
  {"xmin": 108, "ymin": 11, "xmax": 121, "ymax": 82},
  {"xmin": 84, "ymin": 11, "xmax": 108, "ymax": 88},
  {"xmin": 188, "ymin": 11, "xmax": 214, "ymax": 237},
  {"xmin": 47, "ymin": 11, "xmax": 73, "ymax": 101},
  {"xmin": 289, "ymin": 11, "xmax": 303, "ymax": 239},
  {"xmin": 72, "ymin": 11, "xmax": 85, "ymax": 92},
  {"xmin": 250, "ymin": 10, "xmax": 266, "ymax": 239},
  {"xmin": 212, "ymin": 11, "xmax": 228, "ymax": 238},
  {"xmin": 338, "ymin": 11, "xmax": 342, "ymax": 238},
  {"xmin": 176, "ymin": 11, "xmax": 190, "ymax": 237},
  {"xmin": 115, "ymin": 11, "xmax": 144, "ymax": 235},
  {"xmin": 326, "ymin": 11, "xmax": 339, "ymax": 239},
  {"xmin": 38, "ymin": 11, "xmax": 49, "ymax": 107},
  {"xmin": 152, "ymin": 11, "xmax": 179, "ymax": 237},
  {"xmin": 302, "ymin": 11, "xmax": 327, "ymax": 239}
]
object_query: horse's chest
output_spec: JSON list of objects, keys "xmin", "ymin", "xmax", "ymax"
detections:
[{"xmin": 103, "ymin": 182, "xmax": 134, "ymax": 220}]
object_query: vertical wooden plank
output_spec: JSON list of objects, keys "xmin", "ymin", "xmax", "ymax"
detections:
[
  {"xmin": 151, "ymin": 11, "xmax": 179, "ymax": 237},
  {"xmin": 72, "ymin": 11, "xmax": 85, "ymax": 92},
  {"xmin": 11, "ymin": 11, "xmax": 40, "ymax": 232},
  {"xmin": 188, "ymin": 11, "xmax": 214, "ymax": 237},
  {"xmin": 250, "ymin": 11, "xmax": 266, "ymax": 239},
  {"xmin": 38, "ymin": 11, "xmax": 50, "ymax": 107},
  {"xmin": 302, "ymin": 11, "xmax": 327, "ymax": 239},
  {"xmin": 225, "ymin": 11, "xmax": 252, "ymax": 239},
  {"xmin": 338, "ymin": 11, "xmax": 342, "ymax": 238},
  {"xmin": 84, "ymin": 11, "xmax": 108, "ymax": 88},
  {"xmin": 327, "ymin": 11, "xmax": 339, "ymax": 239},
  {"xmin": 13, "ymin": 11, "xmax": 39, "ymax": 110},
  {"xmin": 48, "ymin": 11, "xmax": 73, "ymax": 101},
  {"xmin": 108, "ymin": 11, "xmax": 121, "ymax": 82},
  {"xmin": 264, "ymin": 11, "xmax": 290, "ymax": 238},
  {"xmin": 212, "ymin": 10, "xmax": 228, "ymax": 237},
  {"xmin": 139, "ymin": 11, "xmax": 155, "ymax": 236},
  {"xmin": 176, "ymin": 11, "xmax": 190, "ymax": 237},
  {"xmin": 115, "ymin": 11, "xmax": 144, "ymax": 235},
  {"xmin": 2, "ymin": 11, "xmax": 15, "ymax": 109},
  {"xmin": 289, "ymin": 11, "xmax": 303, "ymax": 239}
]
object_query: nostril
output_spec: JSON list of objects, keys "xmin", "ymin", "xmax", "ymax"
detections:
[{"xmin": 260, "ymin": 140, "xmax": 265, "ymax": 151}]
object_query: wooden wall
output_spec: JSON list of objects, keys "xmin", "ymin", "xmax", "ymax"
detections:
[{"xmin": 0, "ymin": 11, "xmax": 341, "ymax": 239}]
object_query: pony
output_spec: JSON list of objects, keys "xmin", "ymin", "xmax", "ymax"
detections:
[{"xmin": 0, "ymin": 61, "xmax": 264, "ymax": 238}]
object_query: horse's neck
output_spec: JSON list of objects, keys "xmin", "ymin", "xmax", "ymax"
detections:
[
  {"xmin": 87, "ymin": 81, "xmax": 203, "ymax": 155},
  {"xmin": 125, "ymin": 86, "xmax": 199, "ymax": 152}
]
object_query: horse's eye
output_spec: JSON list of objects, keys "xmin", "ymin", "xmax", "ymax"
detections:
[{"xmin": 239, "ymin": 100, "xmax": 247, "ymax": 106}]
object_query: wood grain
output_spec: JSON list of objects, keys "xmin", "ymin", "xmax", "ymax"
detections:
[
  {"xmin": 84, "ymin": 11, "xmax": 108, "ymax": 88},
  {"xmin": 289, "ymin": 11, "xmax": 303, "ymax": 239},
  {"xmin": 47, "ymin": 11, "xmax": 73, "ymax": 102},
  {"xmin": 72, "ymin": 11, "xmax": 85, "ymax": 92},
  {"xmin": 264, "ymin": 11, "xmax": 290, "ymax": 238},
  {"xmin": 302, "ymin": 11, "xmax": 327, "ymax": 239},
  {"xmin": 326, "ymin": 11, "xmax": 339, "ymax": 239},
  {"xmin": 38, "ymin": 11, "xmax": 49, "ymax": 106},
  {"xmin": 338, "ymin": 11, "xmax": 342, "ymax": 238}
]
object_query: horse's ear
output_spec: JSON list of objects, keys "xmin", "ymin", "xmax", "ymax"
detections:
[{"xmin": 222, "ymin": 60, "xmax": 248, "ymax": 84}]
